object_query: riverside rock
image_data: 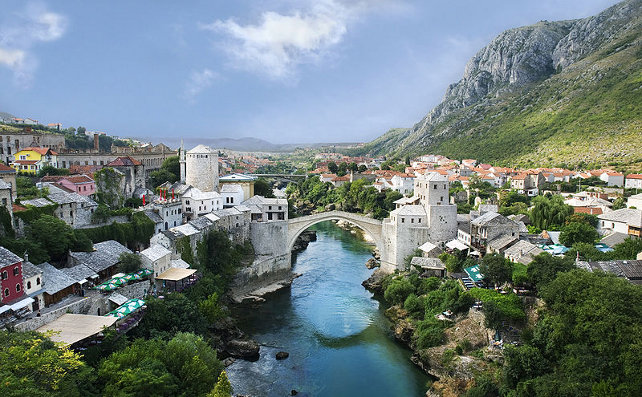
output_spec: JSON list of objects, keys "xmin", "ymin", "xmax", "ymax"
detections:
[{"xmin": 276, "ymin": 351, "xmax": 289, "ymax": 360}]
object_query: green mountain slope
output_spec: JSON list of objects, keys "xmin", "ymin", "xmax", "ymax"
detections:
[{"xmin": 356, "ymin": 0, "xmax": 642, "ymax": 170}]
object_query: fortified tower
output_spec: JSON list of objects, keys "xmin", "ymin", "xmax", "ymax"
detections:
[
  {"xmin": 185, "ymin": 144, "xmax": 219, "ymax": 192},
  {"xmin": 380, "ymin": 172, "xmax": 457, "ymax": 272}
]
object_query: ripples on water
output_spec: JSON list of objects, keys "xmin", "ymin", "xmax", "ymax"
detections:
[{"xmin": 228, "ymin": 221, "xmax": 429, "ymax": 397}]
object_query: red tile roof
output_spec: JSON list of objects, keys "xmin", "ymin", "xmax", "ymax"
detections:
[
  {"xmin": 23, "ymin": 147, "xmax": 58, "ymax": 155},
  {"xmin": 627, "ymin": 174, "xmax": 642, "ymax": 180},
  {"xmin": 12, "ymin": 204, "xmax": 27, "ymax": 212},
  {"xmin": 0, "ymin": 163, "xmax": 15, "ymax": 173}
]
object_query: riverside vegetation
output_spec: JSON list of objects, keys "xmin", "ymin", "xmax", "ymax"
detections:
[{"xmin": 369, "ymin": 253, "xmax": 642, "ymax": 396}]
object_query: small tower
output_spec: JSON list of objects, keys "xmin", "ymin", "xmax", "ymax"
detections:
[
  {"xmin": 179, "ymin": 139, "xmax": 186, "ymax": 183},
  {"xmin": 185, "ymin": 144, "xmax": 218, "ymax": 192}
]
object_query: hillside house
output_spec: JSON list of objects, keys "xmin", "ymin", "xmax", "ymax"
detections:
[
  {"xmin": 598, "ymin": 208, "xmax": 642, "ymax": 238},
  {"xmin": 625, "ymin": 174, "xmax": 642, "ymax": 189},
  {"xmin": 40, "ymin": 174, "xmax": 96, "ymax": 196},
  {"xmin": 11, "ymin": 147, "xmax": 58, "ymax": 174}
]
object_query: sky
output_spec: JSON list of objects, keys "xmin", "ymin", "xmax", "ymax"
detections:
[{"xmin": 0, "ymin": 0, "xmax": 623, "ymax": 146}]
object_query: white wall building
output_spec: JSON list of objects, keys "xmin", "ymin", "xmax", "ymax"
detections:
[
  {"xmin": 140, "ymin": 245, "xmax": 172, "ymax": 279},
  {"xmin": 625, "ymin": 174, "xmax": 642, "ymax": 189},
  {"xmin": 183, "ymin": 144, "xmax": 219, "ymax": 192},
  {"xmin": 182, "ymin": 186, "xmax": 222, "ymax": 221}
]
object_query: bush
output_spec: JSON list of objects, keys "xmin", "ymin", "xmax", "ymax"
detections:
[
  {"xmin": 384, "ymin": 277, "xmax": 415, "ymax": 305},
  {"xmin": 469, "ymin": 288, "xmax": 525, "ymax": 325},
  {"xmin": 404, "ymin": 293, "xmax": 425, "ymax": 319},
  {"xmin": 415, "ymin": 317, "xmax": 446, "ymax": 349}
]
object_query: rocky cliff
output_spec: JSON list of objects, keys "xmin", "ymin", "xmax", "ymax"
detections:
[{"xmin": 357, "ymin": 0, "xmax": 642, "ymax": 169}]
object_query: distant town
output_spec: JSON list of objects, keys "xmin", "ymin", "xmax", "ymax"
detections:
[{"xmin": 1, "ymin": 115, "xmax": 641, "ymax": 396}]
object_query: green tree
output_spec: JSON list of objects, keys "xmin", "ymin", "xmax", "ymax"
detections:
[
  {"xmin": 254, "ymin": 178, "xmax": 274, "ymax": 198},
  {"xmin": 357, "ymin": 164, "xmax": 367, "ymax": 173},
  {"xmin": 530, "ymin": 195, "xmax": 573, "ymax": 230},
  {"xmin": 612, "ymin": 197, "xmax": 626, "ymax": 210},
  {"xmin": 559, "ymin": 221, "xmax": 599, "ymax": 246},
  {"xmin": 118, "ymin": 252, "xmax": 142, "ymax": 273},
  {"xmin": 348, "ymin": 162, "xmax": 358, "ymax": 172},
  {"xmin": 148, "ymin": 169, "xmax": 178, "ymax": 188},
  {"xmin": 133, "ymin": 294, "xmax": 207, "ymax": 339},
  {"xmin": 37, "ymin": 166, "xmax": 70, "ymax": 178},
  {"xmin": 199, "ymin": 292, "xmax": 227, "ymax": 323},
  {"xmin": 384, "ymin": 277, "xmax": 415, "ymax": 305},
  {"xmin": 327, "ymin": 161, "xmax": 338, "ymax": 174},
  {"xmin": 526, "ymin": 253, "xmax": 574, "ymax": 290},
  {"xmin": 479, "ymin": 253, "xmax": 513, "ymax": 287},
  {"xmin": 208, "ymin": 370, "xmax": 233, "ymax": 397},
  {"xmin": 0, "ymin": 330, "xmax": 91, "ymax": 397},
  {"xmin": 29, "ymin": 215, "xmax": 91, "ymax": 262}
]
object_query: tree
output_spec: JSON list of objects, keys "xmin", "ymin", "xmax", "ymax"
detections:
[
  {"xmin": 348, "ymin": 162, "xmax": 358, "ymax": 172},
  {"xmin": 37, "ymin": 166, "xmax": 70, "ymax": 178},
  {"xmin": 327, "ymin": 161, "xmax": 338, "ymax": 174},
  {"xmin": 526, "ymin": 253, "xmax": 574, "ymax": 289},
  {"xmin": 199, "ymin": 292, "xmax": 227, "ymax": 323},
  {"xmin": 612, "ymin": 197, "xmax": 627, "ymax": 210},
  {"xmin": 337, "ymin": 162, "xmax": 348, "ymax": 176},
  {"xmin": 77, "ymin": 126, "xmax": 86, "ymax": 135},
  {"xmin": 559, "ymin": 221, "xmax": 599, "ymax": 246},
  {"xmin": 162, "ymin": 156, "xmax": 180, "ymax": 177},
  {"xmin": 479, "ymin": 253, "xmax": 513, "ymax": 287},
  {"xmin": 118, "ymin": 252, "xmax": 142, "ymax": 273},
  {"xmin": 29, "ymin": 215, "xmax": 91, "ymax": 262},
  {"xmin": 0, "ymin": 330, "xmax": 91, "ymax": 397},
  {"xmin": 357, "ymin": 164, "xmax": 367, "ymax": 173},
  {"xmin": 530, "ymin": 195, "xmax": 573, "ymax": 230},
  {"xmin": 208, "ymin": 371, "xmax": 233, "ymax": 397},
  {"xmin": 254, "ymin": 178, "xmax": 274, "ymax": 198}
]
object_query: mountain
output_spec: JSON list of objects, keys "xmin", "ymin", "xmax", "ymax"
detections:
[
  {"xmin": 143, "ymin": 136, "xmax": 360, "ymax": 153},
  {"xmin": 357, "ymin": 0, "xmax": 642, "ymax": 169}
]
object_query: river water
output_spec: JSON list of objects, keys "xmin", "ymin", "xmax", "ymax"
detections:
[{"xmin": 228, "ymin": 221, "xmax": 429, "ymax": 397}]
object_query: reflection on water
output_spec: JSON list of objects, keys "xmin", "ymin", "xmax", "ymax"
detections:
[{"xmin": 228, "ymin": 221, "xmax": 429, "ymax": 397}]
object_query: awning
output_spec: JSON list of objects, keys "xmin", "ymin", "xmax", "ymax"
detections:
[
  {"xmin": 156, "ymin": 268, "xmax": 196, "ymax": 281},
  {"xmin": 446, "ymin": 239, "xmax": 469, "ymax": 251},
  {"xmin": 37, "ymin": 313, "xmax": 117, "ymax": 345},
  {"xmin": 464, "ymin": 265, "xmax": 484, "ymax": 282},
  {"xmin": 106, "ymin": 299, "xmax": 146, "ymax": 319},
  {"xmin": 10, "ymin": 297, "xmax": 35, "ymax": 311}
]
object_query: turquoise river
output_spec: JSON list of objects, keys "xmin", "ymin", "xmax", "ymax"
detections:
[{"xmin": 227, "ymin": 221, "xmax": 430, "ymax": 396}]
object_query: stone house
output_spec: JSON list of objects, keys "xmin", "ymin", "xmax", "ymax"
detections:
[
  {"xmin": 0, "ymin": 163, "xmax": 17, "ymax": 200},
  {"xmin": 470, "ymin": 212, "xmax": 521, "ymax": 250},
  {"xmin": 140, "ymin": 245, "xmax": 172, "ymax": 279},
  {"xmin": 144, "ymin": 199, "xmax": 183, "ymax": 234},
  {"xmin": 36, "ymin": 262, "xmax": 77, "ymax": 307},
  {"xmin": 241, "ymin": 196, "xmax": 288, "ymax": 222},
  {"xmin": 219, "ymin": 173, "xmax": 256, "ymax": 202},
  {"xmin": 69, "ymin": 240, "xmax": 132, "ymax": 280},
  {"xmin": 41, "ymin": 174, "xmax": 96, "ymax": 196},
  {"xmin": 181, "ymin": 186, "xmax": 222, "ymax": 221},
  {"xmin": 598, "ymin": 208, "xmax": 642, "ymax": 238},
  {"xmin": 504, "ymin": 240, "xmax": 545, "ymax": 265},
  {"xmin": 221, "ymin": 184, "xmax": 245, "ymax": 208}
]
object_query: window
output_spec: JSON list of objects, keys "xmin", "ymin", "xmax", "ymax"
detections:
[
  {"xmin": 434, "ymin": 184, "xmax": 437, "ymax": 189},
  {"xmin": 36, "ymin": 277, "xmax": 40, "ymax": 285},
  {"xmin": 418, "ymin": 218, "xmax": 422, "ymax": 223},
  {"xmin": 27, "ymin": 281, "xmax": 31, "ymax": 289},
  {"xmin": 269, "ymin": 206, "xmax": 272, "ymax": 210},
  {"xmin": 186, "ymin": 200, "xmax": 190, "ymax": 205},
  {"xmin": 411, "ymin": 218, "xmax": 414, "ymax": 223},
  {"xmin": 3, "ymin": 288, "xmax": 8, "ymax": 297},
  {"xmin": 19, "ymin": 155, "xmax": 26, "ymax": 160},
  {"xmin": 13, "ymin": 267, "xmax": 19, "ymax": 276},
  {"xmin": 16, "ymin": 283, "xmax": 20, "ymax": 292},
  {"xmin": 401, "ymin": 217, "xmax": 405, "ymax": 223}
]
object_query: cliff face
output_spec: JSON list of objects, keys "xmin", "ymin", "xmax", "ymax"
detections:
[{"xmin": 360, "ymin": 0, "xmax": 642, "ymax": 168}]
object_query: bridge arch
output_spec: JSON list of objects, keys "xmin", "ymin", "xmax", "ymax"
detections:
[{"xmin": 287, "ymin": 211, "xmax": 384, "ymax": 253}]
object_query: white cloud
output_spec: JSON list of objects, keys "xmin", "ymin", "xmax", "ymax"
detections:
[
  {"xmin": 0, "ymin": 2, "xmax": 68, "ymax": 86},
  {"xmin": 184, "ymin": 69, "xmax": 219, "ymax": 103},
  {"xmin": 201, "ymin": 0, "xmax": 357, "ymax": 80}
]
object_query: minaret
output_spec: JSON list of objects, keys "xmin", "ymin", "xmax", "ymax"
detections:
[{"xmin": 179, "ymin": 139, "xmax": 186, "ymax": 183}]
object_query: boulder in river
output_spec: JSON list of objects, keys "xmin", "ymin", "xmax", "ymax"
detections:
[
  {"xmin": 276, "ymin": 351, "xmax": 289, "ymax": 360},
  {"xmin": 225, "ymin": 339, "xmax": 260, "ymax": 361}
]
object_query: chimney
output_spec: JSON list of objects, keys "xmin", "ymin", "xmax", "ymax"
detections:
[{"xmin": 93, "ymin": 133, "xmax": 99, "ymax": 151}]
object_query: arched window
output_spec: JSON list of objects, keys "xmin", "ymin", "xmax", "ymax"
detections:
[
  {"xmin": 16, "ymin": 283, "xmax": 21, "ymax": 292},
  {"xmin": 27, "ymin": 281, "xmax": 31, "ymax": 289}
]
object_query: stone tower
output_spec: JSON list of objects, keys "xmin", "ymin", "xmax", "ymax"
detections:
[
  {"xmin": 415, "ymin": 172, "xmax": 457, "ymax": 242},
  {"xmin": 185, "ymin": 144, "xmax": 219, "ymax": 192}
]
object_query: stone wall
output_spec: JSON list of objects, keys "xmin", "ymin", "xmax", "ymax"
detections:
[
  {"xmin": 230, "ymin": 253, "xmax": 292, "ymax": 297},
  {"xmin": 14, "ymin": 296, "xmax": 94, "ymax": 332},
  {"xmin": 250, "ymin": 220, "xmax": 288, "ymax": 256}
]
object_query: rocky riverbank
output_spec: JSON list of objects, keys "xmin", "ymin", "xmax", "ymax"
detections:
[
  {"xmin": 362, "ymin": 269, "xmax": 500, "ymax": 396},
  {"xmin": 211, "ymin": 316, "xmax": 260, "ymax": 364}
]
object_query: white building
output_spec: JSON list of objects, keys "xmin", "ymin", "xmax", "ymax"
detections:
[
  {"xmin": 140, "ymin": 245, "xmax": 172, "ymax": 279},
  {"xmin": 241, "ymin": 195, "xmax": 288, "ymax": 222},
  {"xmin": 598, "ymin": 208, "xmax": 642, "ymax": 237},
  {"xmin": 21, "ymin": 261, "xmax": 45, "ymax": 312},
  {"xmin": 625, "ymin": 174, "xmax": 642, "ymax": 189},
  {"xmin": 221, "ymin": 184, "xmax": 245, "ymax": 208},
  {"xmin": 144, "ymin": 199, "xmax": 183, "ymax": 234},
  {"xmin": 182, "ymin": 186, "xmax": 223, "ymax": 221},
  {"xmin": 628, "ymin": 193, "xmax": 642, "ymax": 209},
  {"xmin": 599, "ymin": 171, "xmax": 624, "ymax": 187},
  {"xmin": 390, "ymin": 174, "xmax": 415, "ymax": 196}
]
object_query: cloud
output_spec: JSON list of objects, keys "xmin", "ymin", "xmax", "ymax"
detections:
[
  {"xmin": 184, "ymin": 68, "xmax": 219, "ymax": 103},
  {"xmin": 200, "ymin": 0, "xmax": 357, "ymax": 80},
  {"xmin": 0, "ymin": 2, "xmax": 68, "ymax": 86}
]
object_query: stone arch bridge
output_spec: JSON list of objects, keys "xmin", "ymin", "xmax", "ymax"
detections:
[{"xmin": 287, "ymin": 211, "xmax": 383, "ymax": 253}]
